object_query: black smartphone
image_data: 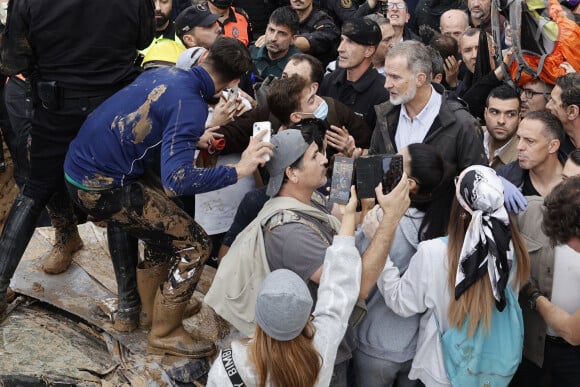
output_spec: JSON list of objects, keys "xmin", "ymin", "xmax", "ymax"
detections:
[
  {"xmin": 330, "ymin": 156, "xmax": 354, "ymax": 204},
  {"xmin": 355, "ymin": 154, "xmax": 403, "ymax": 198},
  {"xmin": 382, "ymin": 154, "xmax": 403, "ymax": 194},
  {"xmin": 355, "ymin": 155, "xmax": 383, "ymax": 199}
]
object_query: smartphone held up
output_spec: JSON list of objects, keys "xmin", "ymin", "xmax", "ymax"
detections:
[
  {"xmin": 329, "ymin": 154, "xmax": 403, "ymax": 203},
  {"xmin": 253, "ymin": 121, "xmax": 272, "ymax": 162}
]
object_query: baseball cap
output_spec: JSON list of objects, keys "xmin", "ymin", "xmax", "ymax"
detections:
[
  {"xmin": 176, "ymin": 46, "xmax": 209, "ymax": 69},
  {"xmin": 342, "ymin": 18, "xmax": 382, "ymax": 46},
  {"xmin": 255, "ymin": 269, "xmax": 313, "ymax": 341},
  {"xmin": 266, "ymin": 129, "xmax": 310, "ymax": 197},
  {"xmin": 175, "ymin": 4, "xmax": 220, "ymax": 37}
]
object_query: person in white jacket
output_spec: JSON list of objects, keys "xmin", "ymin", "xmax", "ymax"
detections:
[
  {"xmin": 206, "ymin": 187, "xmax": 361, "ymax": 387},
  {"xmin": 378, "ymin": 165, "xmax": 531, "ymax": 386}
]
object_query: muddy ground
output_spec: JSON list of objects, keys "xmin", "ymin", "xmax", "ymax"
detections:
[{"xmin": 0, "ymin": 143, "xmax": 231, "ymax": 386}]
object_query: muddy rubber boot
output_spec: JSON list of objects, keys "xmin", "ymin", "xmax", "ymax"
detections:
[
  {"xmin": 41, "ymin": 226, "xmax": 84, "ymax": 274},
  {"xmin": 137, "ymin": 263, "xmax": 168, "ymax": 329},
  {"xmin": 138, "ymin": 264, "xmax": 202, "ymax": 329},
  {"xmin": 146, "ymin": 289, "xmax": 216, "ymax": 358},
  {"xmin": 108, "ymin": 225, "xmax": 140, "ymax": 332},
  {"xmin": 0, "ymin": 193, "xmax": 44, "ymax": 318}
]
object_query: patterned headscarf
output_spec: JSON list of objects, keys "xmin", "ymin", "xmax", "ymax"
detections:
[{"xmin": 454, "ymin": 165, "xmax": 512, "ymax": 311}]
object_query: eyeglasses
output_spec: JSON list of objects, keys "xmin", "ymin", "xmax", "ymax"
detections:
[
  {"xmin": 386, "ymin": 2, "xmax": 406, "ymax": 9},
  {"xmin": 519, "ymin": 88, "xmax": 544, "ymax": 99}
]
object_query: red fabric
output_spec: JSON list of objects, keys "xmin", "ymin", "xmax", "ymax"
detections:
[{"xmin": 509, "ymin": 0, "xmax": 580, "ymax": 86}]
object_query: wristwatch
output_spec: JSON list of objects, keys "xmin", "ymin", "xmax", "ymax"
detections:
[{"xmin": 528, "ymin": 290, "xmax": 543, "ymax": 311}]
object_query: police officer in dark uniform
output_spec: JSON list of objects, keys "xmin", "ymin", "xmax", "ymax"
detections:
[
  {"xmin": 319, "ymin": 18, "xmax": 389, "ymax": 131},
  {"xmin": 290, "ymin": 0, "xmax": 341, "ymax": 66},
  {"xmin": 315, "ymin": 0, "xmax": 377, "ymax": 26},
  {"xmin": 0, "ymin": 0, "xmax": 155, "ymax": 318}
]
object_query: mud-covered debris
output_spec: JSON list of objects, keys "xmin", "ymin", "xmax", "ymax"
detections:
[{"xmin": 166, "ymin": 358, "xmax": 211, "ymax": 383}]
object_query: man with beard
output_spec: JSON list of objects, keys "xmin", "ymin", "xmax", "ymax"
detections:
[
  {"xmin": 483, "ymin": 85, "xmax": 521, "ymax": 169},
  {"xmin": 467, "ymin": 0, "xmax": 504, "ymax": 34},
  {"xmin": 370, "ymin": 40, "xmax": 486, "ymax": 172},
  {"xmin": 250, "ymin": 6, "xmax": 301, "ymax": 79},
  {"xmin": 175, "ymin": 4, "xmax": 222, "ymax": 49},
  {"xmin": 319, "ymin": 18, "xmax": 389, "ymax": 133},
  {"xmin": 141, "ymin": 0, "xmax": 185, "ymax": 59}
]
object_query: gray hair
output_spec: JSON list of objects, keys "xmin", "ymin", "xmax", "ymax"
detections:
[{"xmin": 386, "ymin": 40, "xmax": 432, "ymax": 76}]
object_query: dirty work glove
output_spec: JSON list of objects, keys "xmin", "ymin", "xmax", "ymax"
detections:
[
  {"xmin": 499, "ymin": 176, "xmax": 527, "ymax": 214},
  {"xmin": 254, "ymin": 75, "xmax": 276, "ymax": 107},
  {"xmin": 521, "ymin": 277, "xmax": 543, "ymax": 310}
]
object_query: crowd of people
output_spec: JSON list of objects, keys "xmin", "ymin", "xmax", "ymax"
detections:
[{"xmin": 0, "ymin": 0, "xmax": 579, "ymax": 386}]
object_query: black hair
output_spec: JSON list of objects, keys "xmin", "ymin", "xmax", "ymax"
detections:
[
  {"xmin": 204, "ymin": 37, "xmax": 253, "ymax": 82},
  {"xmin": 429, "ymin": 34, "xmax": 458, "ymax": 62},
  {"xmin": 267, "ymin": 75, "xmax": 309, "ymax": 126},
  {"xmin": 556, "ymin": 73, "xmax": 580, "ymax": 108},
  {"xmin": 486, "ymin": 84, "xmax": 520, "ymax": 108},
  {"xmin": 407, "ymin": 143, "xmax": 456, "ymax": 241},
  {"xmin": 287, "ymin": 54, "xmax": 324, "ymax": 84},
  {"xmin": 568, "ymin": 148, "xmax": 580, "ymax": 166},
  {"xmin": 523, "ymin": 110, "xmax": 565, "ymax": 143},
  {"xmin": 282, "ymin": 119, "xmax": 328, "ymax": 183},
  {"xmin": 269, "ymin": 6, "xmax": 300, "ymax": 35}
]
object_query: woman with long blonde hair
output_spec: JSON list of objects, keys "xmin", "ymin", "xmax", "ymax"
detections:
[
  {"xmin": 377, "ymin": 165, "xmax": 530, "ymax": 386},
  {"xmin": 206, "ymin": 188, "xmax": 361, "ymax": 387}
]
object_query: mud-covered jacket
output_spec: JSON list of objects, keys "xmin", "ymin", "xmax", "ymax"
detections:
[{"xmin": 65, "ymin": 66, "xmax": 238, "ymax": 196}]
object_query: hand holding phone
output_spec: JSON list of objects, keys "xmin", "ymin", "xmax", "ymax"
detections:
[
  {"xmin": 253, "ymin": 121, "xmax": 272, "ymax": 161},
  {"xmin": 330, "ymin": 156, "xmax": 354, "ymax": 204},
  {"xmin": 355, "ymin": 154, "xmax": 403, "ymax": 198},
  {"xmin": 228, "ymin": 85, "xmax": 239, "ymax": 102}
]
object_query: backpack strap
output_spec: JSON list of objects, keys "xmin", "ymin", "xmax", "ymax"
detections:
[
  {"xmin": 221, "ymin": 347, "xmax": 246, "ymax": 387},
  {"xmin": 264, "ymin": 209, "xmax": 334, "ymax": 245}
]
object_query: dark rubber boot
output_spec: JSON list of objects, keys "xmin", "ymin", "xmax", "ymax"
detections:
[
  {"xmin": 0, "ymin": 193, "xmax": 44, "ymax": 316},
  {"xmin": 107, "ymin": 224, "xmax": 140, "ymax": 332}
]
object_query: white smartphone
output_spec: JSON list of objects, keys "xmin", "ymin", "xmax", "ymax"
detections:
[
  {"xmin": 253, "ymin": 121, "xmax": 272, "ymax": 162},
  {"xmin": 228, "ymin": 85, "xmax": 239, "ymax": 102}
]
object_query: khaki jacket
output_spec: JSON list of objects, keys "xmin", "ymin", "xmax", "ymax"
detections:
[{"xmin": 516, "ymin": 197, "xmax": 554, "ymax": 367}]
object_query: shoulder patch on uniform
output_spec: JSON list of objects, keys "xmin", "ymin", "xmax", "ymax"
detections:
[{"xmin": 341, "ymin": 0, "xmax": 353, "ymax": 8}]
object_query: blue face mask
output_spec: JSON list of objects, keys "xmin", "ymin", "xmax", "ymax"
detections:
[{"xmin": 313, "ymin": 100, "xmax": 328, "ymax": 120}]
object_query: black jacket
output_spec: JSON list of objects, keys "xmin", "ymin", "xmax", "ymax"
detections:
[
  {"xmin": 299, "ymin": 9, "xmax": 340, "ymax": 66},
  {"xmin": 2, "ymin": 0, "xmax": 155, "ymax": 87},
  {"xmin": 217, "ymin": 96, "xmax": 373, "ymax": 153},
  {"xmin": 319, "ymin": 65, "xmax": 389, "ymax": 130},
  {"xmin": 369, "ymin": 85, "xmax": 487, "ymax": 171}
]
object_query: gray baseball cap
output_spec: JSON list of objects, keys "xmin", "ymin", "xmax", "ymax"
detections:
[
  {"xmin": 255, "ymin": 269, "xmax": 313, "ymax": 341},
  {"xmin": 176, "ymin": 46, "xmax": 208, "ymax": 69},
  {"xmin": 266, "ymin": 129, "xmax": 310, "ymax": 197}
]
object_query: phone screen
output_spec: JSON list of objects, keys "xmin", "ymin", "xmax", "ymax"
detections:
[
  {"xmin": 330, "ymin": 157, "xmax": 354, "ymax": 204},
  {"xmin": 382, "ymin": 155, "xmax": 403, "ymax": 194},
  {"xmin": 355, "ymin": 154, "xmax": 402, "ymax": 198}
]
